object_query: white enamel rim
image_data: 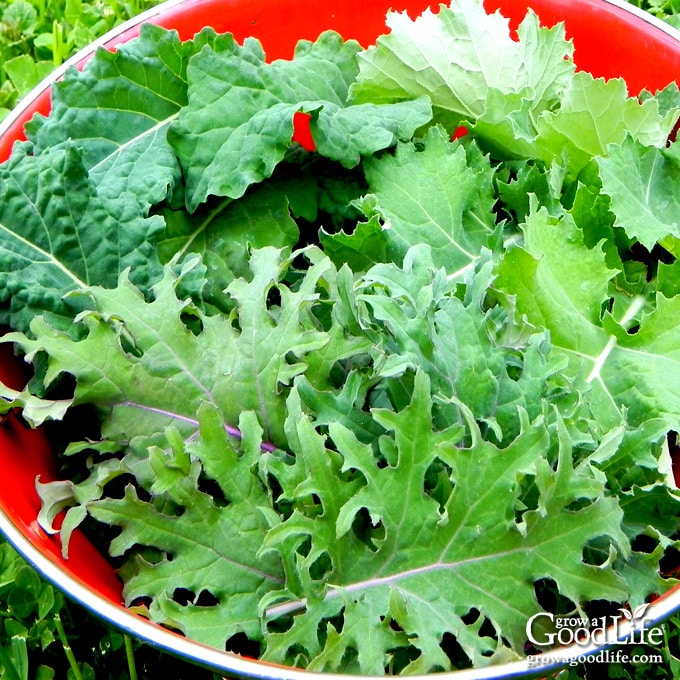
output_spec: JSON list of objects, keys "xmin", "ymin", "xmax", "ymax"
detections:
[{"xmin": 1, "ymin": 0, "xmax": 680, "ymax": 677}]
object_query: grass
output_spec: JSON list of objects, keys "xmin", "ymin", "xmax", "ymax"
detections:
[
  {"xmin": 0, "ymin": 0, "xmax": 162, "ymax": 120},
  {"xmin": 627, "ymin": 0, "xmax": 680, "ymax": 24},
  {"xmin": 1, "ymin": 0, "xmax": 680, "ymax": 677}
]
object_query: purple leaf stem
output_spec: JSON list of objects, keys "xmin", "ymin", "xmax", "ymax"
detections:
[{"xmin": 124, "ymin": 402, "xmax": 276, "ymax": 452}]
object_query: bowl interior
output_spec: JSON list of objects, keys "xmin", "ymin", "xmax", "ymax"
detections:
[{"xmin": 1, "ymin": 0, "xmax": 680, "ymax": 673}]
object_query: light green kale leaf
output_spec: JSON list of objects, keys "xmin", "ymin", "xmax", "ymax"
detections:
[
  {"xmin": 0, "ymin": 142, "xmax": 164, "ymax": 333},
  {"xmin": 598, "ymin": 135, "xmax": 680, "ymax": 253},
  {"xmin": 529, "ymin": 75, "xmax": 679, "ymax": 176},
  {"xmin": 475, "ymin": 74, "xmax": 679, "ymax": 179},
  {"xmin": 351, "ymin": 126, "xmax": 499, "ymax": 277},
  {"xmin": 495, "ymin": 203, "xmax": 680, "ymax": 432},
  {"xmin": 3, "ymin": 250, "xmax": 331, "ymax": 450},
  {"xmin": 260, "ymin": 371, "xmax": 630, "ymax": 673},
  {"xmin": 561, "ymin": 418, "xmax": 680, "ymax": 603},
  {"xmin": 26, "ymin": 24, "xmax": 216, "ymax": 212},
  {"xmin": 168, "ymin": 30, "xmax": 432, "ymax": 211},
  {"xmin": 497, "ymin": 203, "xmax": 615, "ymax": 357},
  {"xmin": 351, "ymin": 0, "xmax": 574, "ymax": 131},
  {"xmin": 351, "ymin": 0, "xmax": 678, "ymax": 180},
  {"xmin": 306, "ymin": 97, "xmax": 432, "ymax": 168}
]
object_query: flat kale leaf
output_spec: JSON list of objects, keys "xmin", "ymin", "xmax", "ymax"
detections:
[
  {"xmin": 26, "ymin": 23, "xmax": 217, "ymax": 212},
  {"xmin": 0, "ymin": 143, "xmax": 163, "ymax": 333},
  {"xmin": 168, "ymin": 30, "xmax": 432, "ymax": 211}
]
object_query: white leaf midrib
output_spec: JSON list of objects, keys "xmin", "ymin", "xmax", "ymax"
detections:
[{"xmin": 0, "ymin": 222, "xmax": 88, "ymax": 289}]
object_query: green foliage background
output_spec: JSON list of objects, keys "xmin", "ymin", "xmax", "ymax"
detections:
[{"xmin": 0, "ymin": 0, "xmax": 680, "ymax": 678}]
